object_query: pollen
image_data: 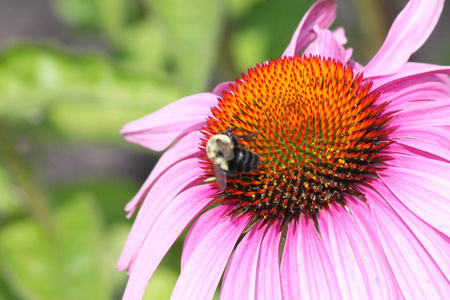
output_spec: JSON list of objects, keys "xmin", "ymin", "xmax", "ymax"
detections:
[{"xmin": 201, "ymin": 55, "xmax": 393, "ymax": 224}]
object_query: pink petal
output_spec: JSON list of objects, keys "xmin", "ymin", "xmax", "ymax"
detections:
[
  {"xmin": 125, "ymin": 131, "xmax": 204, "ymax": 217},
  {"xmin": 121, "ymin": 185, "xmax": 216, "ymax": 300},
  {"xmin": 376, "ymin": 74, "xmax": 450, "ymax": 112},
  {"xmin": 390, "ymin": 126, "xmax": 450, "ymax": 162},
  {"xmin": 366, "ymin": 187, "xmax": 450, "ymax": 299},
  {"xmin": 282, "ymin": 0, "xmax": 337, "ymax": 57},
  {"xmin": 171, "ymin": 207, "xmax": 249, "ymax": 300},
  {"xmin": 349, "ymin": 198, "xmax": 404, "ymax": 298},
  {"xmin": 386, "ymin": 99, "xmax": 450, "ymax": 161},
  {"xmin": 364, "ymin": 0, "xmax": 445, "ymax": 77},
  {"xmin": 367, "ymin": 176, "xmax": 450, "ymax": 282},
  {"xmin": 331, "ymin": 27, "xmax": 354, "ymax": 63},
  {"xmin": 331, "ymin": 27, "xmax": 347, "ymax": 45},
  {"xmin": 280, "ymin": 221, "xmax": 301, "ymax": 298},
  {"xmin": 303, "ymin": 26, "xmax": 348, "ymax": 63},
  {"xmin": 212, "ymin": 81, "xmax": 235, "ymax": 96},
  {"xmin": 221, "ymin": 222, "xmax": 266, "ymax": 300},
  {"xmin": 117, "ymin": 158, "xmax": 204, "ymax": 272},
  {"xmin": 181, "ymin": 204, "xmax": 232, "ymax": 270},
  {"xmin": 318, "ymin": 202, "xmax": 399, "ymax": 299},
  {"xmin": 256, "ymin": 222, "xmax": 283, "ymax": 300},
  {"xmin": 391, "ymin": 100, "xmax": 450, "ymax": 127},
  {"xmin": 371, "ymin": 62, "xmax": 450, "ymax": 91},
  {"xmin": 121, "ymin": 93, "xmax": 218, "ymax": 151},
  {"xmin": 281, "ymin": 216, "xmax": 341, "ymax": 299},
  {"xmin": 385, "ymin": 140, "xmax": 449, "ymax": 161},
  {"xmin": 388, "ymin": 151, "xmax": 450, "ymax": 173},
  {"xmin": 379, "ymin": 161, "xmax": 450, "ymax": 237}
]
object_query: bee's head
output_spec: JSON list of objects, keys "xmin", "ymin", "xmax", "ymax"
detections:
[{"xmin": 206, "ymin": 135, "xmax": 234, "ymax": 160}]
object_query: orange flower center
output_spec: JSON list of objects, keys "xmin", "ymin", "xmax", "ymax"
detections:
[{"xmin": 201, "ymin": 55, "xmax": 393, "ymax": 224}]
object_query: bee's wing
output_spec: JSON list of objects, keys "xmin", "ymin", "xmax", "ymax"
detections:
[{"xmin": 213, "ymin": 162, "xmax": 227, "ymax": 191}]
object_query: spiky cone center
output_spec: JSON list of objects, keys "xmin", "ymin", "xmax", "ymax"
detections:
[{"xmin": 201, "ymin": 55, "xmax": 393, "ymax": 224}]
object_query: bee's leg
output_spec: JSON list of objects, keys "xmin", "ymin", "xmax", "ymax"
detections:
[
  {"xmin": 222, "ymin": 127, "xmax": 235, "ymax": 134},
  {"xmin": 223, "ymin": 127, "xmax": 257, "ymax": 141},
  {"xmin": 235, "ymin": 131, "xmax": 258, "ymax": 140}
]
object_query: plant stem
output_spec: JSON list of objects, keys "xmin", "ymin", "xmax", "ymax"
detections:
[{"xmin": 0, "ymin": 122, "xmax": 54, "ymax": 235}]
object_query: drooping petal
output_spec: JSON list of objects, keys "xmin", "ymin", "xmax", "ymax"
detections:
[
  {"xmin": 117, "ymin": 158, "xmax": 204, "ymax": 272},
  {"xmin": 386, "ymin": 99, "xmax": 450, "ymax": 161},
  {"xmin": 121, "ymin": 93, "xmax": 218, "ymax": 151},
  {"xmin": 282, "ymin": 0, "xmax": 337, "ymax": 57},
  {"xmin": 171, "ymin": 206, "xmax": 249, "ymax": 300},
  {"xmin": 303, "ymin": 26, "xmax": 349, "ymax": 63},
  {"xmin": 376, "ymin": 74, "xmax": 450, "ymax": 112},
  {"xmin": 371, "ymin": 62, "xmax": 450, "ymax": 91},
  {"xmin": 368, "ymin": 168, "xmax": 450, "ymax": 282},
  {"xmin": 390, "ymin": 99, "xmax": 450, "ymax": 127},
  {"xmin": 364, "ymin": 0, "xmax": 444, "ymax": 77},
  {"xmin": 221, "ymin": 222, "xmax": 266, "ymax": 300},
  {"xmin": 181, "ymin": 204, "xmax": 231, "ymax": 270},
  {"xmin": 349, "ymin": 197, "xmax": 404, "ymax": 299},
  {"xmin": 280, "ymin": 221, "xmax": 300, "ymax": 298},
  {"xmin": 318, "ymin": 202, "xmax": 399, "ymax": 299},
  {"xmin": 385, "ymin": 139, "xmax": 450, "ymax": 162},
  {"xmin": 391, "ymin": 126, "xmax": 450, "ymax": 162},
  {"xmin": 388, "ymin": 152, "xmax": 450, "ymax": 174},
  {"xmin": 256, "ymin": 222, "xmax": 283, "ymax": 300},
  {"xmin": 393, "ymin": 211, "xmax": 450, "ymax": 282},
  {"xmin": 366, "ymin": 187, "xmax": 450, "ymax": 299},
  {"xmin": 378, "ymin": 159, "xmax": 450, "ymax": 237},
  {"xmin": 121, "ymin": 185, "xmax": 216, "ymax": 300},
  {"xmin": 281, "ymin": 216, "xmax": 341, "ymax": 299},
  {"xmin": 125, "ymin": 131, "xmax": 204, "ymax": 217}
]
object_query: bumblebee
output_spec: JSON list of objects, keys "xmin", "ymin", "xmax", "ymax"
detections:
[{"xmin": 206, "ymin": 128, "xmax": 260, "ymax": 190}]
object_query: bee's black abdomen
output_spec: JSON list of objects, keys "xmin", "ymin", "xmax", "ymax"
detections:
[{"xmin": 228, "ymin": 148, "xmax": 260, "ymax": 173}]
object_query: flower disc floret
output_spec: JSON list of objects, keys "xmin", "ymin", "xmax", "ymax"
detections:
[{"xmin": 202, "ymin": 55, "xmax": 394, "ymax": 223}]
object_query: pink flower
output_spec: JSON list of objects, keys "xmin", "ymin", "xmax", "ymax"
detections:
[{"xmin": 117, "ymin": 0, "xmax": 450, "ymax": 299}]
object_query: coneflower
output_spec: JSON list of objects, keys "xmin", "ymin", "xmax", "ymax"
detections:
[{"xmin": 117, "ymin": 0, "xmax": 450, "ymax": 299}]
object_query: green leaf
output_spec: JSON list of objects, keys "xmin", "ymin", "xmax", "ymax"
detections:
[
  {"xmin": 52, "ymin": 0, "xmax": 100, "ymax": 30},
  {"xmin": 51, "ymin": 179, "xmax": 138, "ymax": 226},
  {"xmin": 49, "ymin": 180, "xmax": 189, "ymax": 298},
  {"xmin": 52, "ymin": 0, "xmax": 172, "ymax": 78},
  {"xmin": 227, "ymin": 0, "xmax": 265, "ymax": 18},
  {"xmin": 0, "ymin": 45, "xmax": 182, "ymax": 141},
  {"xmin": 231, "ymin": 0, "xmax": 310, "ymax": 71},
  {"xmin": 52, "ymin": 0, "xmax": 128, "ymax": 34},
  {"xmin": 148, "ymin": 0, "xmax": 225, "ymax": 93},
  {"xmin": 0, "ymin": 194, "xmax": 128, "ymax": 300},
  {"xmin": 95, "ymin": 0, "xmax": 125, "ymax": 40},
  {"xmin": 231, "ymin": 26, "xmax": 270, "ymax": 74},
  {"xmin": 115, "ymin": 18, "xmax": 169, "ymax": 75}
]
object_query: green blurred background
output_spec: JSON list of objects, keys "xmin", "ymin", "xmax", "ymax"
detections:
[{"xmin": 0, "ymin": 0, "xmax": 448, "ymax": 299}]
